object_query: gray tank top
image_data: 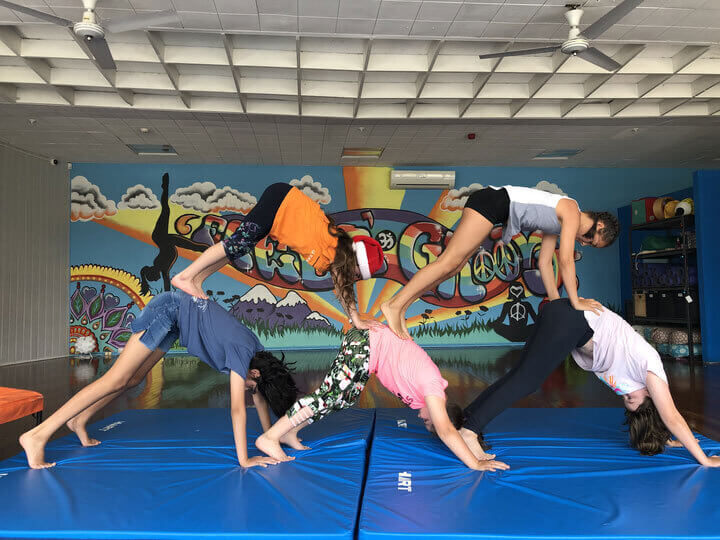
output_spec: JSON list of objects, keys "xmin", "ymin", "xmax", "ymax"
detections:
[{"xmin": 496, "ymin": 185, "xmax": 575, "ymax": 243}]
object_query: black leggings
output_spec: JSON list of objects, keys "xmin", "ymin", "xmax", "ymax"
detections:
[
  {"xmin": 222, "ymin": 182, "xmax": 292, "ymax": 266},
  {"xmin": 463, "ymin": 298, "xmax": 593, "ymax": 434}
]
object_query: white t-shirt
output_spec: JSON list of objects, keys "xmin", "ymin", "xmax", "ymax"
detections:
[{"xmin": 571, "ymin": 309, "xmax": 668, "ymax": 395}]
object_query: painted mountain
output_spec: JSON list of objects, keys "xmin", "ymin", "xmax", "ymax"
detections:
[
  {"xmin": 303, "ymin": 310, "xmax": 334, "ymax": 330},
  {"xmin": 273, "ymin": 291, "xmax": 312, "ymax": 328},
  {"xmin": 230, "ymin": 284, "xmax": 277, "ymax": 324}
]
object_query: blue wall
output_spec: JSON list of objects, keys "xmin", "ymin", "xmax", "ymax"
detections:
[{"xmin": 693, "ymin": 171, "xmax": 720, "ymax": 363}]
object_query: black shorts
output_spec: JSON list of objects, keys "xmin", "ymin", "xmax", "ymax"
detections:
[{"xmin": 464, "ymin": 187, "xmax": 510, "ymax": 225}]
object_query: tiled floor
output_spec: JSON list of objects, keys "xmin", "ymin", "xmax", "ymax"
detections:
[{"xmin": 2, "ymin": 347, "xmax": 718, "ymax": 462}]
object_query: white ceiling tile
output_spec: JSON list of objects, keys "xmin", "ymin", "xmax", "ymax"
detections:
[
  {"xmin": 627, "ymin": 25, "xmax": 670, "ymax": 40},
  {"xmin": 456, "ymin": 3, "xmax": 500, "ymax": 21},
  {"xmin": 219, "ymin": 13, "xmax": 260, "ymax": 31},
  {"xmin": 214, "ymin": 0, "xmax": 258, "ymax": 14},
  {"xmin": 299, "ymin": 17, "xmax": 337, "ymax": 33},
  {"xmin": 258, "ymin": 0, "xmax": 298, "ymax": 16},
  {"xmin": 492, "ymin": 4, "xmax": 540, "ymax": 24},
  {"xmin": 517, "ymin": 23, "xmax": 562, "ymax": 39},
  {"xmin": 177, "ymin": 11, "xmax": 221, "ymax": 29},
  {"xmin": 410, "ymin": 20, "xmax": 451, "ymax": 36},
  {"xmin": 374, "ymin": 19, "xmax": 414, "ymax": 35},
  {"xmin": 172, "ymin": 0, "xmax": 215, "ymax": 12},
  {"xmin": 338, "ymin": 0, "xmax": 380, "ymax": 20},
  {"xmin": 482, "ymin": 22, "xmax": 525, "ymax": 38},
  {"xmin": 529, "ymin": 5, "xmax": 567, "ymax": 24},
  {"xmin": 415, "ymin": 2, "xmax": 461, "ymax": 21},
  {"xmin": 446, "ymin": 20, "xmax": 487, "ymax": 37},
  {"xmin": 336, "ymin": 18, "xmax": 376, "ymax": 34},
  {"xmin": 378, "ymin": 1, "xmax": 421, "ymax": 20},
  {"xmin": 659, "ymin": 26, "xmax": 710, "ymax": 41},
  {"xmin": 298, "ymin": 0, "xmax": 340, "ymax": 18},
  {"xmin": 259, "ymin": 13, "xmax": 299, "ymax": 32},
  {"xmin": 129, "ymin": 0, "xmax": 173, "ymax": 9},
  {"xmin": 640, "ymin": 8, "xmax": 694, "ymax": 27}
]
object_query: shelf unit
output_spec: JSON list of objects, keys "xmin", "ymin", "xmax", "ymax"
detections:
[{"xmin": 629, "ymin": 214, "xmax": 700, "ymax": 364}]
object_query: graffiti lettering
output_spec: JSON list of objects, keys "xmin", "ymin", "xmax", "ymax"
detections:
[{"xmin": 174, "ymin": 208, "xmax": 561, "ymax": 308}]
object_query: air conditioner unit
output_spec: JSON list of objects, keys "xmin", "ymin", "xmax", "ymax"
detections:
[{"xmin": 390, "ymin": 170, "xmax": 455, "ymax": 190}]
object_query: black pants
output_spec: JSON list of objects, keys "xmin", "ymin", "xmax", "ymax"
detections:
[
  {"xmin": 463, "ymin": 299, "xmax": 593, "ymax": 435},
  {"xmin": 222, "ymin": 182, "xmax": 292, "ymax": 265}
]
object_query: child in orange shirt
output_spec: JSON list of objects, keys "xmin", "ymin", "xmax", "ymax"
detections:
[{"xmin": 173, "ymin": 183, "xmax": 383, "ymax": 329}]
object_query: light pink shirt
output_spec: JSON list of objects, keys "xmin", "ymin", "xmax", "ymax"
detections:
[
  {"xmin": 368, "ymin": 325, "xmax": 448, "ymax": 409},
  {"xmin": 571, "ymin": 308, "xmax": 668, "ymax": 395}
]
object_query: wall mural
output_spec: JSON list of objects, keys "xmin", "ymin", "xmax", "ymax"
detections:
[{"xmin": 70, "ymin": 166, "xmax": 572, "ymax": 354}]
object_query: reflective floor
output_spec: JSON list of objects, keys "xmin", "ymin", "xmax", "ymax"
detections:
[{"xmin": 1, "ymin": 347, "xmax": 718, "ymax": 462}]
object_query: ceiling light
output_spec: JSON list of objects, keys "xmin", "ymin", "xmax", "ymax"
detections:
[
  {"xmin": 533, "ymin": 149, "xmax": 582, "ymax": 160},
  {"xmin": 341, "ymin": 147, "xmax": 383, "ymax": 160},
  {"xmin": 127, "ymin": 144, "xmax": 177, "ymax": 156}
]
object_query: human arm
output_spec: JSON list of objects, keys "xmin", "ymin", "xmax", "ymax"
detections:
[
  {"xmin": 646, "ymin": 372, "xmax": 720, "ymax": 467},
  {"xmin": 425, "ymin": 395, "xmax": 509, "ymax": 471},
  {"xmin": 556, "ymin": 200, "xmax": 602, "ymax": 314},
  {"xmin": 537, "ymin": 233, "xmax": 561, "ymax": 301},
  {"xmin": 230, "ymin": 370, "xmax": 279, "ymax": 468},
  {"xmin": 252, "ymin": 390, "xmax": 272, "ymax": 433}
]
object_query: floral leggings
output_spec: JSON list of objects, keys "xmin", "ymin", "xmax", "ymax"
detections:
[
  {"xmin": 287, "ymin": 328, "xmax": 371, "ymax": 425},
  {"xmin": 222, "ymin": 182, "xmax": 292, "ymax": 267}
]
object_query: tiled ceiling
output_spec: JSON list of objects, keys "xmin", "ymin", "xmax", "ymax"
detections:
[
  {"xmin": 0, "ymin": 0, "xmax": 718, "ymax": 122},
  {"xmin": 2, "ymin": 103, "xmax": 720, "ymax": 167}
]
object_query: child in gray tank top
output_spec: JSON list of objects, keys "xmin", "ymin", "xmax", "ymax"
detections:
[{"xmin": 381, "ymin": 184, "xmax": 620, "ymax": 340}]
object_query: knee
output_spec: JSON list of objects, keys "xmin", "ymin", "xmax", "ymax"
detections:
[{"xmin": 105, "ymin": 373, "xmax": 132, "ymax": 394}]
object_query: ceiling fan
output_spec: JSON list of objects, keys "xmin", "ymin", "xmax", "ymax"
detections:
[
  {"xmin": 0, "ymin": 0, "xmax": 179, "ymax": 70},
  {"xmin": 478, "ymin": 0, "xmax": 644, "ymax": 71}
]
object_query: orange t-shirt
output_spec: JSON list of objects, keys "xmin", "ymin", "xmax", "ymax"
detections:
[{"xmin": 269, "ymin": 187, "xmax": 338, "ymax": 273}]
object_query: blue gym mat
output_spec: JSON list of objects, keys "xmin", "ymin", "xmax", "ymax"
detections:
[
  {"xmin": 0, "ymin": 407, "xmax": 375, "ymax": 539},
  {"xmin": 359, "ymin": 407, "xmax": 720, "ymax": 540}
]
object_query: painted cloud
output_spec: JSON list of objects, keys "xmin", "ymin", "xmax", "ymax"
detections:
[
  {"xmin": 535, "ymin": 180, "xmax": 567, "ymax": 196},
  {"xmin": 290, "ymin": 175, "xmax": 331, "ymax": 205},
  {"xmin": 441, "ymin": 183, "xmax": 484, "ymax": 211},
  {"xmin": 171, "ymin": 182, "xmax": 257, "ymax": 213},
  {"xmin": 118, "ymin": 184, "xmax": 160, "ymax": 210},
  {"xmin": 70, "ymin": 175, "xmax": 117, "ymax": 222}
]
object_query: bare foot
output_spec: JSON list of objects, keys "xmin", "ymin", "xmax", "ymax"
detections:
[
  {"xmin": 460, "ymin": 428, "xmax": 495, "ymax": 461},
  {"xmin": 171, "ymin": 274, "xmax": 207, "ymax": 299},
  {"xmin": 380, "ymin": 301, "xmax": 411, "ymax": 340},
  {"xmin": 280, "ymin": 431, "xmax": 310, "ymax": 451},
  {"xmin": 66, "ymin": 418, "xmax": 101, "ymax": 447},
  {"xmin": 256, "ymin": 433, "xmax": 294, "ymax": 461},
  {"xmin": 19, "ymin": 432, "xmax": 55, "ymax": 469}
]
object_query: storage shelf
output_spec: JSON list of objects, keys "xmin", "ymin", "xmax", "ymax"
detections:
[
  {"xmin": 631, "ymin": 316, "xmax": 699, "ymax": 326},
  {"xmin": 632, "ymin": 214, "xmax": 694, "ymax": 231},
  {"xmin": 632, "ymin": 285, "xmax": 697, "ymax": 292},
  {"xmin": 633, "ymin": 247, "xmax": 695, "ymax": 259}
]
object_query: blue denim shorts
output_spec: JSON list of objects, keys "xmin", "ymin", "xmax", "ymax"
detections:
[{"xmin": 130, "ymin": 292, "xmax": 181, "ymax": 352}]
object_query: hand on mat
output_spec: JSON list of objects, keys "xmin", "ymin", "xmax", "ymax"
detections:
[
  {"xmin": 574, "ymin": 297, "xmax": 603, "ymax": 315},
  {"xmin": 703, "ymin": 456, "xmax": 720, "ymax": 467},
  {"xmin": 470, "ymin": 458, "xmax": 509, "ymax": 472},
  {"xmin": 240, "ymin": 456, "xmax": 282, "ymax": 468}
]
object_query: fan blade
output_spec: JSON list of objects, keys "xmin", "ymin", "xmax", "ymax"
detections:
[
  {"xmin": 582, "ymin": 0, "xmax": 644, "ymax": 40},
  {"xmin": 0, "ymin": 0, "xmax": 72, "ymax": 26},
  {"xmin": 479, "ymin": 46, "xmax": 560, "ymax": 59},
  {"xmin": 577, "ymin": 47, "xmax": 622, "ymax": 71},
  {"xmin": 105, "ymin": 9, "xmax": 179, "ymax": 33},
  {"xmin": 84, "ymin": 36, "xmax": 116, "ymax": 70}
]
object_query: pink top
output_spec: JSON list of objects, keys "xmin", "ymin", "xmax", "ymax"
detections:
[{"xmin": 368, "ymin": 325, "xmax": 448, "ymax": 409}]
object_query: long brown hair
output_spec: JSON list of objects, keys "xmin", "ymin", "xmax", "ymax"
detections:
[
  {"xmin": 624, "ymin": 397, "xmax": 670, "ymax": 455},
  {"xmin": 327, "ymin": 217, "xmax": 358, "ymax": 313}
]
